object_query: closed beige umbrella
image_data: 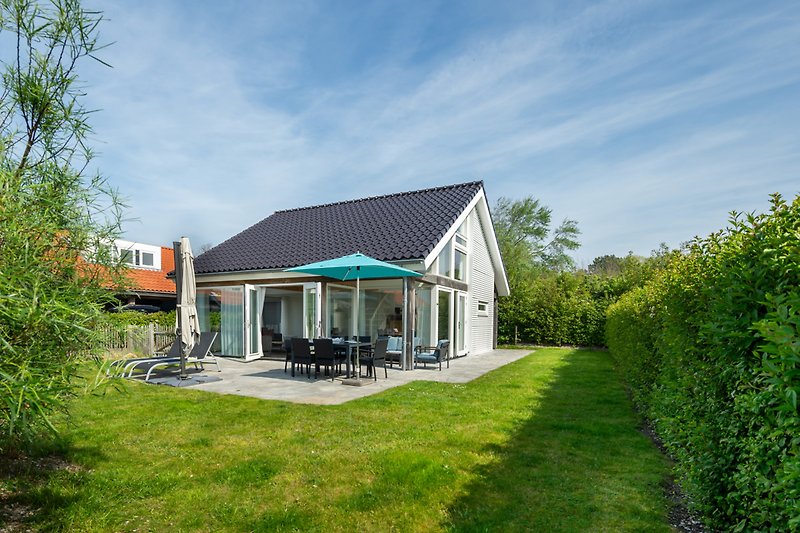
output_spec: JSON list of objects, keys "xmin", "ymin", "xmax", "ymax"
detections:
[{"xmin": 175, "ymin": 236, "xmax": 201, "ymax": 379}]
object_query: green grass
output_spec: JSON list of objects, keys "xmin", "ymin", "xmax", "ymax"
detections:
[{"xmin": 2, "ymin": 349, "xmax": 671, "ymax": 531}]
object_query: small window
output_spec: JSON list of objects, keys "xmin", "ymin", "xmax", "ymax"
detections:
[
  {"xmin": 438, "ymin": 240, "xmax": 452, "ymax": 277},
  {"xmin": 141, "ymin": 251, "xmax": 154, "ymax": 267},
  {"xmin": 120, "ymin": 249, "xmax": 134, "ymax": 264},
  {"xmin": 454, "ymin": 249, "xmax": 466, "ymax": 281},
  {"xmin": 477, "ymin": 300, "xmax": 489, "ymax": 316}
]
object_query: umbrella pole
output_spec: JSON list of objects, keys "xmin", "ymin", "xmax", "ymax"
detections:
[{"xmin": 355, "ymin": 277, "xmax": 360, "ymax": 380}]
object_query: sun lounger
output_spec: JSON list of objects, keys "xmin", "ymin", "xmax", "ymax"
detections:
[
  {"xmin": 108, "ymin": 341, "xmax": 181, "ymax": 377},
  {"xmin": 143, "ymin": 332, "xmax": 219, "ymax": 381},
  {"xmin": 122, "ymin": 332, "xmax": 217, "ymax": 378}
]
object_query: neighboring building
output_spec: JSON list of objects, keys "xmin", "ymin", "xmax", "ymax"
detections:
[
  {"xmin": 193, "ymin": 181, "xmax": 509, "ymax": 363},
  {"xmin": 113, "ymin": 239, "xmax": 176, "ymax": 311}
]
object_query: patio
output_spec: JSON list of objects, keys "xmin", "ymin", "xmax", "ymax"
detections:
[{"xmin": 155, "ymin": 349, "xmax": 529, "ymax": 405}]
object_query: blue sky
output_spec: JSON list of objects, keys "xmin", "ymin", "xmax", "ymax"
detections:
[{"xmin": 82, "ymin": 0, "xmax": 800, "ymax": 266}]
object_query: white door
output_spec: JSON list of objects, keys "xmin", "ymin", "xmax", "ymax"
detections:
[
  {"xmin": 456, "ymin": 292, "xmax": 468, "ymax": 356},
  {"xmin": 244, "ymin": 284, "xmax": 261, "ymax": 361},
  {"xmin": 303, "ymin": 283, "xmax": 322, "ymax": 339}
]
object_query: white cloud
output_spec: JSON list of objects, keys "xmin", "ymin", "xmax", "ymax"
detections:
[{"xmin": 78, "ymin": 0, "xmax": 799, "ymax": 262}]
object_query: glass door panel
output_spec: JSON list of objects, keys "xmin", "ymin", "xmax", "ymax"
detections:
[
  {"xmin": 437, "ymin": 290, "xmax": 451, "ymax": 343},
  {"xmin": 327, "ymin": 285, "xmax": 353, "ymax": 338},
  {"xmin": 244, "ymin": 284, "xmax": 261, "ymax": 361},
  {"xmin": 456, "ymin": 292, "xmax": 467, "ymax": 355},
  {"xmin": 415, "ymin": 284, "xmax": 432, "ymax": 348},
  {"xmin": 218, "ymin": 286, "xmax": 244, "ymax": 357},
  {"xmin": 303, "ymin": 283, "xmax": 321, "ymax": 339}
]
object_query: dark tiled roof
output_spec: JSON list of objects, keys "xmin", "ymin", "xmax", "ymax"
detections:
[{"xmin": 194, "ymin": 181, "xmax": 483, "ymax": 274}]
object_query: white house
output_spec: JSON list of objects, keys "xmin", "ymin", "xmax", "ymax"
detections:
[{"xmin": 192, "ymin": 181, "xmax": 509, "ymax": 364}]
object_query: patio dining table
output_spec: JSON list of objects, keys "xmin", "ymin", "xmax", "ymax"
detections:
[{"xmin": 331, "ymin": 339, "xmax": 371, "ymax": 378}]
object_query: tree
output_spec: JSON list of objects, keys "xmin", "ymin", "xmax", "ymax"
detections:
[
  {"xmin": 587, "ymin": 254, "xmax": 627, "ymax": 277},
  {"xmin": 493, "ymin": 196, "xmax": 581, "ymax": 345},
  {"xmin": 0, "ymin": 0, "xmax": 122, "ymax": 449},
  {"xmin": 493, "ymin": 196, "xmax": 581, "ymax": 278}
]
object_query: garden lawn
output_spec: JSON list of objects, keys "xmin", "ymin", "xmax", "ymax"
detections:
[{"xmin": 3, "ymin": 348, "xmax": 671, "ymax": 532}]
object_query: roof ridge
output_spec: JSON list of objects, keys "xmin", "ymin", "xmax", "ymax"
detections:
[{"xmin": 274, "ymin": 180, "xmax": 483, "ymax": 215}]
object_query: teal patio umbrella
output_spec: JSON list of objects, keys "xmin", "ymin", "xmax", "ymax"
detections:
[{"xmin": 286, "ymin": 252, "xmax": 422, "ymax": 379}]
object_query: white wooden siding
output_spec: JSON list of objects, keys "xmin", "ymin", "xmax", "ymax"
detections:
[{"xmin": 468, "ymin": 209, "xmax": 495, "ymax": 354}]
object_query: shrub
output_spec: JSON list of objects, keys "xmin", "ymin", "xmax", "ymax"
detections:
[{"xmin": 606, "ymin": 193, "xmax": 800, "ymax": 530}]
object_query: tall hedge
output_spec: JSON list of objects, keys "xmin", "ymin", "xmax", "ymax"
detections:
[
  {"xmin": 498, "ymin": 273, "xmax": 610, "ymax": 346},
  {"xmin": 498, "ymin": 257, "xmax": 658, "ymax": 347},
  {"xmin": 606, "ymin": 193, "xmax": 800, "ymax": 531}
]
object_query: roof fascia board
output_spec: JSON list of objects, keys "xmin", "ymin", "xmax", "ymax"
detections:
[{"xmin": 475, "ymin": 194, "xmax": 510, "ymax": 296}]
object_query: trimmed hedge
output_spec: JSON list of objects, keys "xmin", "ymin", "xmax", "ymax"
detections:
[
  {"xmin": 498, "ymin": 273, "xmax": 609, "ymax": 346},
  {"xmin": 498, "ymin": 260, "xmax": 658, "ymax": 347},
  {"xmin": 606, "ymin": 193, "xmax": 800, "ymax": 531},
  {"xmin": 102, "ymin": 310, "xmax": 176, "ymax": 328}
]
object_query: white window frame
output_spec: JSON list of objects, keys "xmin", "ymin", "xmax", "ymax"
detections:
[{"xmin": 114, "ymin": 239, "xmax": 161, "ymax": 270}]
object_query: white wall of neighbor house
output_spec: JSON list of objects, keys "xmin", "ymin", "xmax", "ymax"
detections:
[{"xmin": 468, "ymin": 208, "xmax": 496, "ymax": 354}]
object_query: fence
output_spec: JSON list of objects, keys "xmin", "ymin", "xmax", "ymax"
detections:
[{"xmin": 98, "ymin": 323, "xmax": 176, "ymax": 356}]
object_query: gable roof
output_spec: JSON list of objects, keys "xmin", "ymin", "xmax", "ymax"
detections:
[
  {"xmin": 122, "ymin": 246, "xmax": 176, "ymax": 294},
  {"xmin": 194, "ymin": 181, "xmax": 484, "ymax": 275}
]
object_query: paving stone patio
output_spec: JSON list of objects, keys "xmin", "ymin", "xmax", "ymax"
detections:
[{"xmin": 155, "ymin": 348, "xmax": 530, "ymax": 405}]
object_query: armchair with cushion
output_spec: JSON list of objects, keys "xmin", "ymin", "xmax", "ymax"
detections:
[
  {"xmin": 385, "ymin": 336, "xmax": 402, "ymax": 367},
  {"xmin": 414, "ymin": 339, "xmax": 450, "ymax": 370}
]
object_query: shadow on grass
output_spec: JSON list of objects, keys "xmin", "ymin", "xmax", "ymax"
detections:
[
  {"xmin": 0, "ymin": 440, "xmax": 108, "ymax": 532},
  {"xmin": 445, "ymin": 350, "xmax": 670, "ymax": 532}
]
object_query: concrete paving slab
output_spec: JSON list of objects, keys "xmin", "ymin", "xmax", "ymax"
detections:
[{"xmin": 184, "ymin": 349, "xmax": 532, "ymax": 405}]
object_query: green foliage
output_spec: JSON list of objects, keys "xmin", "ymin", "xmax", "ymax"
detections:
[
  {"xmin": 606, "ymin": 193, "xmax": 800, "ymax": 530},
  {"xmin": 499, "ymin": 252, "xmax": 663, "ymax": 347},
  {"xmin": 494, "ymin": 196, "xmax": 581, "ymax": 276},
  {"xmin": 0, "ymin": 0, "xmax": 120, "ymax": 450},
  {"xmin": 102, "ymin": 310, "xmax": 176, "ymax": 329}
]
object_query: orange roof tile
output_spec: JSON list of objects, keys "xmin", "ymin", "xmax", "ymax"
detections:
[{"xmin": 121, "ymin": 246, "xmax": 176, "ymax": 294}]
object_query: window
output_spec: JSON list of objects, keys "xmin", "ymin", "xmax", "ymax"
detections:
[
  {"xmin": 438, "ymin": 240, "xmax": 452, "ymax": 277},
  {"xmin": 117, "ymin": 244, "xmax": 159, "ymax": 269},
  {"xmin": 477, "ymin": 300, "xmax": 489, "ymax": 316},
  {"xmin": 454, "ymin": 249, "xmax": 466, "ymax": 281},
  {"xmin": 434, "ymin": 217, "xmax": 469, "ymax": 281},
  {"xmin": 453, "ymin": 219, "xmax": 468, "ymax": 282},
  {"xmin": 141, "ymin": 251, "xmax": 154, "ymax": 267}
]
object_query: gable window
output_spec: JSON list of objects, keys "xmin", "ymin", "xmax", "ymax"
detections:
[
  {"xmin": 454, "ymin": 249, "xmax": 466, "ymax": 281},
  {"xmin": 435, "ymin": 218, "xmax": 469, "ymax": 282},
  {"xmin": 438, "ymin": 240, "xmax": 452, "ymax": 277},
  {"xmin": 477, "ymin": 300, "xmax": 489, "ymax": 316},
  {"xmin": 453, "ymin": 220, "xmax": 468, "ymax": 282}
]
